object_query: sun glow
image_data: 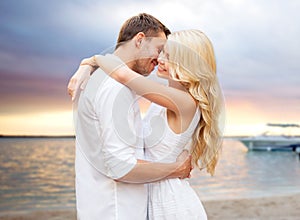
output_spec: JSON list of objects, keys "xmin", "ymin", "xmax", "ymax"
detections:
[{"xmin": 0, "ymin": 111, "xmax": 74, "ymax": 136}]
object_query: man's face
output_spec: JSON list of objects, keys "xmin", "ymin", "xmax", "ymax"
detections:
[{"xmin": 132, "ymin": 32, "xmax": 167, "ymax": 76}]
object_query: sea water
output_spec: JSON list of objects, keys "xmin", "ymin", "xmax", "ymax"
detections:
[{"xmin": 0, "ymin": 138, "xmax": 299, "ymax": 212}]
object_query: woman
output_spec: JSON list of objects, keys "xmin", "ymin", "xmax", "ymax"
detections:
[{"xmin": 69, "ymin": 29, "xmax": 224, "ymax": 219}]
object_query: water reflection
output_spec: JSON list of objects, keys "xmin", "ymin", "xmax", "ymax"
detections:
[
  {"xmin": 0, "ymin": 138, "xmax": 299, "ymax": 211},
  {"xmin": 0, "ymin": 138, "xmax": 76, "ymax": 211},
  {"xmin": 191, "ymin": 139, "xmax": 300, "ymax": 200}
]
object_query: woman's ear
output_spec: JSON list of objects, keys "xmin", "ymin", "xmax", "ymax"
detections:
[{"xmin": 135, "ymin": 32, "xmax": 146, "ymax": 48}]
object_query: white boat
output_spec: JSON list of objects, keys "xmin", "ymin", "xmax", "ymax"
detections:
[{"xmin": 239, "ymin": 123, "xmax": 300, "ymax": 151}]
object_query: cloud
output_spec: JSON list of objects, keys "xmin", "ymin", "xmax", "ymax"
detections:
[
  {"xmin": 0, "ymin": 71, "xmax": 71, "ymax": 114},
  {"xmin": 0, "ymin": 0, "xmax": 120, "ymax": 77},
  {"xmin": 0, "ymin": 0, "xmax": 299, "ymax": 134}
]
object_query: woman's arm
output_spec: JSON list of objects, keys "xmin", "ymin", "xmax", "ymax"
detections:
[
  {"xmin": 93, "ymin": 54, "xmax": 195, "ymax": 116},
  {"xmin": 67, "ymin": 56, "xmax": 101, "ymax": 101}
]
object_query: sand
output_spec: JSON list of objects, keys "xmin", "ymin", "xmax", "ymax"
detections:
[
  {"xmin": 203, "ymin": 193, "xmax": 300, "ymax": 220},
  {"xmin": 0, "ymin": 193, "xmax": 299, "ymax": 220}
]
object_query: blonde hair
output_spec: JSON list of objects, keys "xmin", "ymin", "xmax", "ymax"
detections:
[{"xmin": 167, "ymin": 30, "xmax": 224, "ymax": 175}]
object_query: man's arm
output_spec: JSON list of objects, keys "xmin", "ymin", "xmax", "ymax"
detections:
[
  {"xmin": 83, "ymin": 68, "xmax": 192, "ymax": 184},
  {"xmin": 117, "ymin": 150, "xmax": 192, "ymax": 183}
]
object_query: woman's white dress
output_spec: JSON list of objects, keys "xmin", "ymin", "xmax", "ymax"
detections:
[{"xmin": 143, "ymin": 103, "xmax": 207, "ymax": 220}]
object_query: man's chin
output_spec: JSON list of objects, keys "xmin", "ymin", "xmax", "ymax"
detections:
[
  {"xmin": 142, "ymin": 72, "xmax": 151, "ymax": 77},
  {"xmin": 141, "ymin": 67, "xmax": 154, "ymax": 76}
]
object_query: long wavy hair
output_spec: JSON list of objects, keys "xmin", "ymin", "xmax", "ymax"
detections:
[{"xmin": 167, "ymin": 29, "xmax": 224, "ymax": 175}]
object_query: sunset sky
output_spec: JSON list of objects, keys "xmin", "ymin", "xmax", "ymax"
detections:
[{"xmin": 0, "ymin": 0, "xmax": 299, "ymax": 136}]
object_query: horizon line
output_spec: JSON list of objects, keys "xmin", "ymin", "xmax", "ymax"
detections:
[
  {"xmin": 0, "ymin": 134, "xmax": 75, "ymax": 138},
  {"xmin": 0, "ymin": 134, "xmax": 247, "ymax": 139}
]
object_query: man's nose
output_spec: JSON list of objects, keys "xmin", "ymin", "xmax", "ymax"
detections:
[{"xmin": 157, "ymin": 56, "xmax": 165, "ymax": 64}]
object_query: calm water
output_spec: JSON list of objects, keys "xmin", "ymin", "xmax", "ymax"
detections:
[{"xmin": 0, "ymin": 138, "xmax": 300, "ymax": 212}]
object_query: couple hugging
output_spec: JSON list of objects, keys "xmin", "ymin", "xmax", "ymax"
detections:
[{"xmin": 68, "ymin": 13, "xmax": 224, "ymax": 220}]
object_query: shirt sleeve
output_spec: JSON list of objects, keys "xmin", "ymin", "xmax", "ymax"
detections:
[{"xmin": 94, "ymin": 80, "xmax": 140, "ymax": 179}]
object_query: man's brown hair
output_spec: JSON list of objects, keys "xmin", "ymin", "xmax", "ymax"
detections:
[{"xmin": 115, "ymin": 13, "xmax": 171, "ymax": 49}]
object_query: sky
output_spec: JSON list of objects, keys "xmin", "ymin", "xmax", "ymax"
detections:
[{"xmin": 0, "ymin": 0, "xmax": 299, "ymax": 136}]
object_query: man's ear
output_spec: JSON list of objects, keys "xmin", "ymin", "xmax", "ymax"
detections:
[{"xmin": 134, "ymin": 32, "xmax": 146, "ymax": 48}]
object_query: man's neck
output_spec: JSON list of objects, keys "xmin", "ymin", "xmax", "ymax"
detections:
[{"xmin": 113, "ymin": 46, "xmax": 135, "ymax": 70}]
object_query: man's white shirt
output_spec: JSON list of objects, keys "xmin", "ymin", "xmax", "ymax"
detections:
[{"xmin": 74, "ymin": 67, "xmax": 147, "ymax": 220}]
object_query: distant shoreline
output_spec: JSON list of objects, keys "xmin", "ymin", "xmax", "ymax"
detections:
[
  {"xmin": 0, "ymin": 135, "xmax": 246, "ymax": 139},
  {"xmin": 0, "ymin": 135, "xmax": 75, "ymax": 139}
]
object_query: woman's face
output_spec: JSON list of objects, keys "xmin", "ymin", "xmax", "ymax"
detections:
[{"xmin": 156, "ymin": 46, "xmax": 170, "ymax": 79}]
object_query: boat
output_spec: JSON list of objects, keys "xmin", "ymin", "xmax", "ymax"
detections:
[{"xmin": 238, "ymin": 123, "xmax": 300, "ymax": 151}]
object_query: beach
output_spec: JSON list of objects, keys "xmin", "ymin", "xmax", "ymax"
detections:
[
  {"xmin": 204, "ymin": 193, "xmax": 300, "ymax": 220},
  {"xmin": 1, "ymin": 193, "xmax": 299, "ymax": 220}
]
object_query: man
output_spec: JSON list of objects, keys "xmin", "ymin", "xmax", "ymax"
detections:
[{"xmin": 69, "ymin": 13, "xmax": 191, "ymax": 219}]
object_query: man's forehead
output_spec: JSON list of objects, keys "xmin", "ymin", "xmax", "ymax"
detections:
[
  {"xmin": 146, "ymin": 31, "xmax": 167, "ymax": 43},
  {"xmin": 150, "ymin": 36, "xmax": 167, "ymax": 45},
  {"xmin": 154, "ymin": 37, "xmax": 166, "ymax": 44}
]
